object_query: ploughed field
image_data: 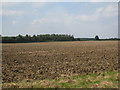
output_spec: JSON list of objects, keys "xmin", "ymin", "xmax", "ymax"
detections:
[{"xmin": 2, "ymin": 41, "xmax": 118, "ymax": 83}]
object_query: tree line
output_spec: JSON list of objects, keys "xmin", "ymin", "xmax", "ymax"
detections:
[
  {"xmin": 1, "ymin": 34, "xmax": 119, "ymax": 43},
  {"xmin": 1, "ymin": 34, "xmax": 76, "ymax": 43}
]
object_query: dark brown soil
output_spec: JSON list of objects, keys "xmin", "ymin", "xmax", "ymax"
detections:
[{"xmin": 2, "ymin": 41, "xmax": 118, "ymax": 83}]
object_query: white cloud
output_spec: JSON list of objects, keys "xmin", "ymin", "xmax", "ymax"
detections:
[
  {"xmin": 0, "ymin": 10, "xmax": 2, "ymax": 16},
  {"xmin": 2, "ymin": 10, "xmax": 25, "ymax": 16},
  {"xmin": 31, "ymin": 2, "xmax": 47, "ymax": 8},
  {"xmin": 89, "ymin": 0, "xmax": 105, "ymax": 2},
  {"xmin": 75, "ymin": 4, "xmax": 118, "ymax": 21},
  {"xmin": 90, "ymin": 0, "xmax": 118, "ymax": 1},
  {"xmin": 32, "ymin": 18, "xmax": 58, "ymax": 24},
  {"xmin": 12, "ymin": 20, "xmax": 18, "ymax": 24},
  {"xmin": 31, "ymin": 4, "xmax": 117, "ymax": 24},
  {"xmin": 95, "ymin": 5, "xmax": 118, "ymax": 17},
  {"xmin": 75, "ymin": 15, "xmax": 97, "ymax": 21},
  {"xmin": 1, "ymin": 0, "xmax": 119, "ymax": 2},
  {"xmin": 74, "ymin": 4, "xmax": 117, "ymax": 22},
  {"xmin": 2, "ymin": 2, "xmax": 20, "ymax": 6}
]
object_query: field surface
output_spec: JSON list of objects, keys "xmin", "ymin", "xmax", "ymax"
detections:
[{"xmin": 2, "ymin": 41, "xmax": 118, "ymax": 88}]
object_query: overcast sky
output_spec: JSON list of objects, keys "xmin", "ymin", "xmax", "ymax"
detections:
[{"xmin": 1, "ymin": 2, "xmax": 118, "ymax": 38}]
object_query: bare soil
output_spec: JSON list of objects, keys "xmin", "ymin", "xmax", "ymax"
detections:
[{"xmin": 2, "ymin": 41, "xmax": 118, "ymax": 83}]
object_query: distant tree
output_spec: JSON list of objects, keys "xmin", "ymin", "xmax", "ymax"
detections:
[
  {"xmin": 16, "ymin": 34, "xmax": 24, "ymax": 42},
  {"xmin": 32, "ymin": 35, "xmax": 37, "ymax": 42},
  {"xmin": 2, "ymin": 34, "xmax": 76, "ymax": 43},
  {"xmin": 75, "ymin": 38, "xmax": 80, "ymax": 41},
  {"xmin": 95, "ymin": 35, "xmax": 100, "ymax": 40},
  {"xmin": 18, "ymin": 34, "xmax": 23, "ymax": 38},
  {"xmin": 0, "ymin": 35, "xmax": 1, "ymax": 43},
  {"xmin": 25, "ymin": 34, "xmax": 31, "ymax": 42}
]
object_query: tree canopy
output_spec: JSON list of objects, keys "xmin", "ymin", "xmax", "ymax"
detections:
[
  {"xmin": 95, "ymin": 35, "xmax": 100, "ymax": 40},
  {"xmin": 2, "ymin": 34, "xmax": 119, "ymax": 43},
  {"xmin": 2, "ymin": 34, "xmax": 75, "ymax": 43}
]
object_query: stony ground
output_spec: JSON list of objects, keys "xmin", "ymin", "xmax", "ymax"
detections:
[{"xmin": 2, "ymin": 41, "xmax": 118, "ymax": 83}]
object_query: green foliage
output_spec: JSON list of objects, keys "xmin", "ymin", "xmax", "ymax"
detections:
[
  {"xmin": 2, "ymin": 34, "xmax": 75, "ymax": 43},
  {"xmin": 95, "ymin": 35, "xmax": 100, "ymax": 40},
  {"xmin": 2, "ymin": 34, "xmax": 119, "ymax": 43}
]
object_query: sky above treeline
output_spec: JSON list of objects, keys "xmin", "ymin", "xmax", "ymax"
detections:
[{"xmin": 1, "ymin": 2, "xmax": 118, "ymax": 38}]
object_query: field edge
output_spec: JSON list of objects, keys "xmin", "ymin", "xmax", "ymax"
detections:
[{"xmin": 2, "ymin": 71, "xmax": 119, "ymax": 88}]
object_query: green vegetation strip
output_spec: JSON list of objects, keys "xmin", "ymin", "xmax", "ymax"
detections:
[{"xmin": 3, "ymin": 71, "xmax": 119, "ymax": 88}]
